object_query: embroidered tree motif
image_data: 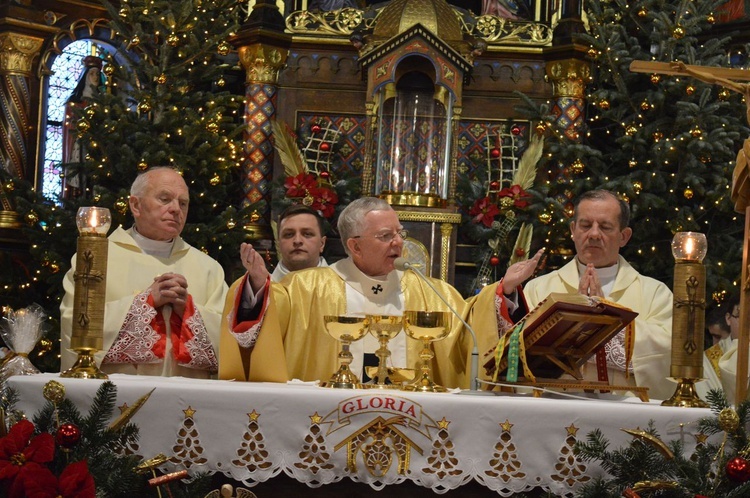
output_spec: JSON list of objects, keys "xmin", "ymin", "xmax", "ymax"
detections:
[
  {"xmin": 485, "ymin": 419, "xmax": 525, "ymax": 482},
  {"xmin": 232, "ymin": 410, "xmax": 272, "ymax": 471},
  {"xmin": 550, "ymin": 424, "xmax": 589, "ymax": 486},
  {"xmin": 422, "ymin": 418, "xmax": 463, "ymax": 479},
  {"xmin": 170, "ymin": 406, "xmax": 207, "ymax": 467},
  {"xmin": 295, "ymin": 412, "xmax": 334, "ymax": 474}
]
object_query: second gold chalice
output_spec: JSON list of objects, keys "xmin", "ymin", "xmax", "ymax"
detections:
[
  {"xmin": 366, "ymin": 315, "xmax": 403, "ymax": 388},
  {"xmin": 402, "ymin": 311, "xmax": 452, "ymax": 393},
  {"xmin": 323, "ymin": 315, "xmax": 369, "ymax": 389}
]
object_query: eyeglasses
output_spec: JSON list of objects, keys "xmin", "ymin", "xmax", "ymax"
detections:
[
  {"xmin": 730, "ymin": 311, "xmax": 740, "ymax": 319},
  {"xmin": 352, "ymin": 229, "xmax": 408, "ymax": 243}
]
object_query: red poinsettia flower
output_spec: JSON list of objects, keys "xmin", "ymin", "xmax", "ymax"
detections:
[
  {"xmin": 284, "ymin": 173, "xmax": 317, "ymax": 198},
  {"xmin": 469, "ymin": 197, "xmax": 500, "ymax": 227},
  {"xmin": 23, "ymin": 460, "xmax": 95, "ymax": 498},
  {"xmin": 497, "ymin": 184, "xmax": 531, "ymax": 209},
  {"xmin": 0, "ymin": 420, "xmax": 55, "ymax": 497},
  {"xmin": 312, "ymin": 187, "xmax": 339, "ymax": 219}
]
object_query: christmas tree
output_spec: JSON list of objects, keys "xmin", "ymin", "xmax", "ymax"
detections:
[
  {"xmin": 518, "ymin": 0, "xmax": 748, "ymax": 303},
  {"xmin": 2, "ymin": 0, "xmax": 251, "ymax": 370}
]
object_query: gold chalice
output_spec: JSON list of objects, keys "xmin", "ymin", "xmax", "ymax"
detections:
[
  {"xmin": 323, "ymin": 316, "xmax": 369, "ymax": 389},
  {"xmin": 402, "ymin": 311, "xmax": 452, "ymax": 393},
  {"xmin": 366, "ymin": 315, "xmax": 403, "ymax": 388}
]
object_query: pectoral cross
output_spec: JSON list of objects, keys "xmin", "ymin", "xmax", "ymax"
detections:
[
  {"xmin": 674, "ymin": 275, "xmax": 705, "ymax": 355},
  {"xmin": 73, "ymin": 250, "xmax": 104, "ymax": 327}
]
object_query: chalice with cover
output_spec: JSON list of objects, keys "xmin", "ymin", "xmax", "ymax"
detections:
[
  {"xmin": 402, "ymin": 311, "xmax": 452, "ymax": 393},
  {"xmin": 366, "ymin": 315, "xmax": 403, "ymax": 388},
  {"xmin": 323, "ymin": 315, "xmax": 369, "ymax": 389}
]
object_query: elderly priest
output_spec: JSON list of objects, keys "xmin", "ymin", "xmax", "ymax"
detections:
[{"xmin": 220, "ymin": 197, "xmax": 542, "ymax": 388}]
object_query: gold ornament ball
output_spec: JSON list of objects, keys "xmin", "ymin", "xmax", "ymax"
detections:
[
  {"xmin": 626, "ymin": 125, "xmax": 638, "ymax": 136},
  {"xmin": 167, "ymin": 33, "xmax": 179, "ymax": 46},
  {"xmin": 652, "ymin": 131, "xmax": 663, "ymax": 141},
  {"xmin": 76, "ymin": 119, "xmax": 90, "ymax": 133},
  {"xmin": 691, "ymin": 127, "xmax": 702, "ymax": 138},
  {"xmin": 43, "ymin": 380, "xmax": 66, "ymax": 404},
  {"xmin": 115, "ymin": 199, "xmax": 128, "ymax": 215},
  {"xmin": 637, "ymin": 7, "xmax": 648, "ymax": 17},
  {"xmin": 49, "ymin": 263, "xmax": 60, "ymax": 274},
  {"xmin": 218, "ymin": 41, "xmax": 231, "ymax": 56},
  {"xmin": 142, "ymin": 8, "xmax": 149, "ymax": 15},
  {"xmin": 499, "ymin": 196, "xmax": 513, "ymax": 209},
  {"xmin": 131, "ymin": 35, "xmax": 140, "ymax": 47},
  {"xmin": 587, "ymin": 47, "xmax": 598, "ymax": 59},
  {"xmin": 84, "ymin": 105, "xmax": 96, "ymax": 119},
  {"xmin": 217, "ymin": 76, "xmax": 226, "ymax": 87},
  {"xmin": 640, "ymin": 100, "xmax": 651, "ymax": 111},
  {"xmin": 103, "ymin": 64, "xmax": 114, "ymax": 77},
  {"xmin": 4, "ymin": 181, "xmax": 13, "ymax": 192},
  {"xmin": 673, "ymin": 26, "xmax": 685, "ymax": 39},
  {"xmin": 599, "ymin": 99, "xmax": 610, "ymax": 110},
  {"xmin": 629, "ymin": 159, "xmax": 638, "ymax": 168},
  {"xmin": 686, "ymin": 85, "xmax": 695, "ymax": 96},
  {"xmin": 684, "ymin": 187, "xmax": 694, "ymax": 199},
  {"xmin": 633, "ymin": 181, "xmax": 643, "ymax": 194},
  {"xmin": 650, "ymin": 73, "xmax": 661, "ymax": 84},
  {"xmin": 25, "ymin": 211, "xmax": 39, "ymax": 225},
  {"xmin": 157, "ymin": 73, "xmax": 167, "ymax": 85},
  {"xmin": 570, "ymin": 158, "xmax": 585, "ymax": 174},
  {"xmin": 119, "ymin": 7, "xmax": 128, "ymax": 17},
  {"xmin": 249, "ymin": 211, "xmax": 261, "ymax": 223},
  {"xmin": 699, "ymin": 155, "xmax": 711, "ymax": 163},
  {"xmin": 209, "ymin": 174, "xmax": 221, "ymax": 186},
  {"xmin": 207, "ymin": 122, "xmax": 220, "ymax": 133},
  {"xmin": 535, "ymin": 122, "xmax": 547, "ymax": 135},
  {"xmin": 138, "ymin": 161, "xmax": 148, "ymax": 171},
  {"xmin": 226, "ymin": 219, "xmax": 236, "ymax": 230},
  {"xmin": 719, "ymin": 407, "xmax": 740, "ymax": 433},
  {"xmin": 719, "ymin": 88, "xmax": 731, "ymax": 101},
  {"xmin": 138, "ymin": 101, "xmax": 152, "ymax": 114},
  {"xmin": 538, "ymin": 211, "xmax": 552, "ymax": 224},
  {"xmin": 707, "ymin": 13, "xmax": 716, "ymax": 24},
  {"xmin": 38, "ymin": 337, "xmax": 53, "ymax": 355}
]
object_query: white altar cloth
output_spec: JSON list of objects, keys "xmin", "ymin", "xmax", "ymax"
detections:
[{"xmin": 7, "ymin": 374, "xmax": 713, "ymax": 497}]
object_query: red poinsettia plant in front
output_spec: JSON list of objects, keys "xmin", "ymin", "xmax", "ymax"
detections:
[
  {"xmin": 468, "ymin": 184, "xmax": 531, "ymax": 228},
  {"xmin": 0, "ymin": 420, "xmax": 95, "ymax": 498},
  {"xmin": 283, "ymin": 172, "xmax": 339, "ymax": 219}
]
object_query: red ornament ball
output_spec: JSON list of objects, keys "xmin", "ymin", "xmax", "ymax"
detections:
[
  {"xmin": 489, "ymin": 255, "xmax": 500, "ymax": 266},
  {"xmin": 320, "ymin": 142, "xmax": 331, "ymax": 152},
  {"xmin": 490, "ymin": 148, "xmax": 501, "ymax": 158},
  {"xmin": 311, "ymin": 124, "xmax": 322, "ymax": 133},
  {"xmin": 56, "ymin": 422, "xmax": 81, "ymax": 449},
  {"xmin": 511, "ymin": 125, "xmax": 521, "ymax": 135},
  {"xmin": 489, "ymin": 180, "xmax": 500, "ymax": 190},
  {"xmin": 726, "ymin": 456, "xmax": 750, "ymax": 482},
  {"xmin": 319, "ymin": 171, "xmax": 330, "ymax": 180}
]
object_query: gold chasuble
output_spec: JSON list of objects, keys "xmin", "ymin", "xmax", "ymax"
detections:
[{"xmin": 219, "ymin": 261, "xmax": 506, "ymax": 389}]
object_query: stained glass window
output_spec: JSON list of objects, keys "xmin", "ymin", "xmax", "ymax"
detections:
[{"xmin": 43, "ymin": 40, "xmax": 96, "ymax": 199}]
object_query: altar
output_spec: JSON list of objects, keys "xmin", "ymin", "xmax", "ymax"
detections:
[{"xmin": 7, "ymin": 374, "xmax": 713, "ymax": 497}]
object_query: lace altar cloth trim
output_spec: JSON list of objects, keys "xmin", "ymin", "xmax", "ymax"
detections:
[{"xmin": 8, "ymin": 374, "xmax": 712, "ymax": 497}]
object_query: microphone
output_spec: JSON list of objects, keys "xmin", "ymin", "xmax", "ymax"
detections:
[{"xmin": 395, "ymin": 257, "xmax": 488, "ymax": 393}]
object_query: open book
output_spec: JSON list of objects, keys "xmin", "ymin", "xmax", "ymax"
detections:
[{"xmin": 483, "ymin": 292, "xmax": 638, "ymax": 381}]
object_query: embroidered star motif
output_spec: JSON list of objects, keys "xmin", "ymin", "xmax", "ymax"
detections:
[{"xmin": 372, "ymin": 284, "xmax": 383, "ymax": 294}]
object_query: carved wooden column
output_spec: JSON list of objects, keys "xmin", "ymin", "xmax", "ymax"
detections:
[
  {"xmin": 545, "ymin": 58, "xmax": 590, "ymax": 141},
  {"xmin": 230, "ymin": 0, "xmax": 291, "ymax": 239},
  {"xmin": 0, "ymin": 32, "xmax": 43, "ymax": 180}
]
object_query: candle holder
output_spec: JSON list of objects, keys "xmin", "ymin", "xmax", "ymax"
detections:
[
  {"xmin": 662, "ymin": 232, "xmax": 708, "ymax": 408},
  {"xmin": 61, "ymin": 207, "xmax": 111, "ymax": 379}
]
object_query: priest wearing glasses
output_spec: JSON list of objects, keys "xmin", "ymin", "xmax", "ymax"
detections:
[{"xmin": 219, "ymin": 197, "xmax": 542, "ymax": 388}]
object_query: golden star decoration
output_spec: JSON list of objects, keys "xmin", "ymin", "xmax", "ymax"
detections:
[
  {"xmin": 183, "ymin": 406, "xmax": 196, "ymax": 418},
  {"xmin": 695, "ymin": 433, "xmax": 709, "ymax": 444},
  {"xmin": 248, "ymin": 410, "xmax": 260, "ymax": 422},
  {"xmin": 310, "ymin": 412, "xmax": 322, "ymax": 424},
  {"xmin": 118, "ymin": 403, "xmax": 130, "ymax": 414},
  {"xmin": 437, "ymin": 417, "xmax": 451, "ymax": 429},
  {"xmin": 566, "ymin": 424, "xmax": 579, "ymax": 437},
  {"xmin": 500, "ymin": 419, "xmax": 513, "ymax": 432}
]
